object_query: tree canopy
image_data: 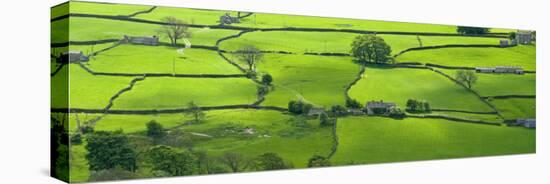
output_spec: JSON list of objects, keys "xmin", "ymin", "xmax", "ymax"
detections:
[
  {"xmin": 455, "ymin": 70, "xmax": 478, "ymax": 89},
  {"xmin": 146, "ymin": 145, "xmax": 197, "ymax": 176},
  {"xmin": 234, "ymin": 45, "xmax": 263, "ymax": 72},
  {"xmin": 254, "ymin": 153, "xmax": 290, "ymax": 170},
  {"xmin": 307, "ymin": 155, "xmax": 331, "ymax": 167},
  {"xmin": 456, "ymin": 26, "xmax": 489, "ymax": 35},
  {"xmin": 350, "ymin": 34, "xmax": 393, "ymax": 63},
  {"xmin": 159, "ymin": 16, "xmax": 191, "ymax": 46},
  {"xmin": 86, "ymin": 131, "xmax": 137, "ymax": 172}
]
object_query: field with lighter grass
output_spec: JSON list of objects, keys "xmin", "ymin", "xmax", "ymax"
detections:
[
  {"xmin": 349, "ymin": 66, "xmax": 494, "ymax": 112},
  {"xmin": 331, "ymin": 116, "xmax": 536, "ymax": 165},
  {"xmin": 110, "ymin": 77, "xmax": 258, "ymax": 110},
  {"xmin": 87, "ymin": 45, "xmax": 242, "ymax": 74},
  {"xmin": 396, "ymin": 45, "xmax": 536, "ymax": 70}
]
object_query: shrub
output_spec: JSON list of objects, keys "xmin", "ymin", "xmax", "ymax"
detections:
[
  {"xmin": 146, "ymin": 120, "xmax": 166, "ymax": 139},
  {"xmin": 70, "ymin": 133, "xmax": 82, "ymax": 145},
  {"xmin": 261, "ymin": 74, "xmax": 273, "ymax": 85},
  {"xmin": 345, "ymin": 98, "xmax": 362, "ymax": 109},
  {"xmin": 288, "ymin": 100, "xmax": 313, "ymax": 114},
  {"xmin": 331, "ymin": 105, "xmax": 347, "ymax": 116},
  {"xmin": 307, "ymin": 155, "xmax": 331, "ymax": 167}
]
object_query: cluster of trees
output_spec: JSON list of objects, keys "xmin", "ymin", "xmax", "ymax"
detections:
[
  {"xmin": 456, "ymin": 26, "xmax": 489, "ymax": 35},
  {"xmin": 350, "ymin": 34, "xmax": 393, "ymax": 63},
  {"xmin": 455, "ymin": 70, "xmax": 478, "ymax": 89},
  {"xmin": 288, "ymin": 100, "xmax": 313, "ymax": 114},
  {"xmin": 330, "ymin": 105, "xmax": 348, "ymax": 116},
  {"xmin": 405, "ymin": 99, "xmax": 431, "ymax": 113}
]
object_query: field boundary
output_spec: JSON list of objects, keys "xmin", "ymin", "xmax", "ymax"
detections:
[
  {"xmin": 53, "ymin": 14, "xmax": 509, "ymax": 38},
  {"xmin": 51, "ymin": 64, "xmax": 66, "ymax": 77},
  {"xmin": 430, "ymin": 108, "xmax": 498, "ymax": 114},
  {"xmin": 51, "ymin": 105, "xmax": 288, "ymax": 115},
  {"xmin": 394, "ymin": 44, "xmax": 509, "ymax": 57},
  {"xmin": 406, "ymin": 114, "xmax": 501, "ymax": 126},
  {"xmin": 481, "ymin": 95, "xmax": 536, "ymax": 99},
  {"xmin": 127, "ymin": 6, "xmax": 157, "ymax": 18},
  {"xmin": 77, "ymin": 62, "xmax": 247, "ymax": 78}
]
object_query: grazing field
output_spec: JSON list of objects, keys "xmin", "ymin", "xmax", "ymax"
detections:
[
  {"xmin": 88, "ymin": 45, "xmax": 242, "ymax": 74},
  {"xmin": 254, "ymin": 54, "xmax": 360, "ymax": 108},
  {"xmin": 111, "ymin": 77, "xmax": 258, "ymax": 110},
  {"xmin": 51, "ymin": 1, "xmax": 536, "ymax": 182},
  {"xmin": 349, "ymin": 66, "xmax": 494, "ymax": 112},
  {"xmin": 439, "ymin": 69, "xmax": 536, "ymax": 97},
  {"xmin": 69, "ymin": 1, "xmax": 153, "ymax": 17},
  {"xmin": 396, "ymin": 45, "xmax": 536, "ymax": 70},
  {"xmin": 65, "ymin": 17, "xmax": 238, "ymax": 46},
  {"xmin": 490, "ymin": 98, "xmax": 536, "ymax": 119},
  {"xmin": 220, "ymin": 31, "xmax": 424, "ymax": 55},
  {"xmin": 331, "ymin": 116, "xmax": 535, "ymax": 165},
  {"xmin": 51, "ymin": 2, "xmax": 69, "ymax": 19},
  {"xmin": 181, "ymin": 109, "xmax": 333, "ymax": 168},
  {"xmin": 68, "ymin": 65, "xmax": 134, "ymax": 109}
]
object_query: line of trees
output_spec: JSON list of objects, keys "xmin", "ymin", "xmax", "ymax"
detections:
[{"xmin": 405, "ymin": 99, "xmax": 431, "ymax": 113}]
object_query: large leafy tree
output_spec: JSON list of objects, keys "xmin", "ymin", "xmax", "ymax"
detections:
[
  {"xmin": 253, "ymin": 152, "xmax": 289, "ymax": 170},
  {"xmin": 220, "ymin": 152, "xmax": 250, "ymax": 172},
  {"xmin": 146, "ymin": 145, "xmax": 197, "ymax": 176},
  {"xmin": 146, "ymin": 120, "xmax": 166, "ymax": 139},
  {"xmin": 455, "ymin": 70, "xmax": 478, "ymax": 89},
  {"xmin": 86, "ymin": 131, "xmax": 137, "ymax": 172},
  {"xmin": 350, "ymin": 34, "xmax": 392, "ymax": 63}
]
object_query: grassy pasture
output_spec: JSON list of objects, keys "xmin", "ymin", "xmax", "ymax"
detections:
[
  {"xmin": 66, "ymin": 17, "xmax": 238, "ymax": 46},
  {"xmin": 251, "ymin": 54, "xmax": 360, "ymax": 108},
  {"xmin": 70, "ymin": 143, "xmax": 89, "ymax": 183},
  {"xmin": 419, "ymin": 36, "xmax": 502, "ymax": 46},
  {"xmin": 220, "ymin": 31, "xmax": 423, "ymax": 55},
  {"xmin": 349, "ymin": 66, "xmax": 493, "ymax": 112},
  {"xmin": 490, "ymin": 98, "xmax": 536, "ymax": 119},
  {"xmin": 111, "ymin": 77, "xmax": 258, "ymax": 110},
  {"xmin": 51, "ymin": 18, "xmax": 69, "ymax": 43},
  {"xmin": 135, "ymin": 6, "xmax": 226, "ymax": 25},
  {"xmin": 331, "ymin": 116, "xmax": 535, "ymax": 165},
  {"xmin": 88, "ymin": 45, "xmax": 241, "ymax": 74},
  {"xmin": 68, "ymin": 64, "xmax": 134, "ymax": 109},
  {"xmin": 92, "ymin": 113, "xmax": 188, "ymax": 133},
  {"xmin": 51, "ymin": 64, "xmax": 69, "ymax": 108},
  {"xmin": 51, "ymin": 2, "xmax": 69, "ymax": 19},
  {"xmin": 69, "ymin": 1, "xmax": 153, "ymax": 17},
  {"xmin": 396, "ymin": 45, "xmax": 536, "ymax": 70},
  {"xmin": 182, "ymin": 109, "xmax": 333, "ymax": 168},
  {"xmin": 438, "ymin": 69, "xmax": 535, "ymax": 97}
]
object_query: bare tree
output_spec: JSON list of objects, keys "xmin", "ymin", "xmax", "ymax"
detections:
[
  {"xmin": 184, "ymin": 101, "xmax": 205, "ymax": 123},
  {"xmin": 159, "ymin": 16, "xmax": 191, "ymax": 46},
  {"xmin": 455, "ymin": 70, "xmax": 478, "ymax": 89},
  {"xmin": 220, "ymin": 152, "xmax": 250, "ymax": 172},
  {"xmin": 234, "ymin": 45, "xmax": 263, "ymax": 72}
]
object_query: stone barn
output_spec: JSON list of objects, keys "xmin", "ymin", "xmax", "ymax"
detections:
[
  {"xmin": 365, "ymin": 100, "xmax": 396, "ymax": 115},
  {"xmin": 220, "ymin": 13, "xmax": 239, "ymax": 25},
  {"xmin": 515, "ymin": 119, "xmax": 536, "ymax": 128},
  {"xmin": 123, "ymin": 35, "xmax": 159, "ymax": 46},
  {"xmin": 500, "ymin": 40, "xmax": 509, "ymax": 47},
  {"xmin": 517, "ymin": 31, "xmax": 533, "ymax": 45},
  {"xmin": 59, "ymin": 51, "xmax": 89, "ymax": 64},
  {"xmin": 475, "ymin": 66, "xmax": 524, "ymax": 74}
]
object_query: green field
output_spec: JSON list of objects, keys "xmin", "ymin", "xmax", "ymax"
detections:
[
  {"xmin": 87, "ymin": 45, "xmax": 242, "ymax": 74},
  {"xmin": 439, "ymin": 69, "xmax": 536, "ymax": 97},
  {"xmin": 332, "ymin": 116, "xmax": 535, "ymax": 164},
  {"xmin": 64, "ymin": 17, "xmax": 238, "ymax": 46},
  {"xmin": 70, "ymin": 1, "xmax": 153, "ymax": 17},
  {"xmin": 51, "ymin": 1, "xmax": 536, "ymax": 182},
  {"xmin": 255, "ymin": 54, "xmax": 360, "ymax": 108},
  {"xmin": 349, "ymin": 66, "xmax": 494, "ymax": 112},
  {"xmin": 490, "ymin": 98, "xmax": 536, "ymax": 119},
  {"xmin": 396, "ymin": 45, "xmax": 536, "ymax": 70},
  {"xmin": 69, "ymin": 65, "xmax": 134, "ymax": 109},
  {"xmin": 111, "ymin": 77, "xmax": 258, "ymax": 110}
]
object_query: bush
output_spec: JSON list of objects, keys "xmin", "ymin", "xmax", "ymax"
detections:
[
  {"xmin": 345, "ymin": 98, "xmax": 363, "ymax": 109},
  {"xmin": 146, "ymin": 120, "xmax": 166, "ymax": 139},
  {"xmin": 331, "ymin": 105, "xmax": 347, "ymax": 116},
  {"xmin": 261, "ymin": 74, "xmax": 273, "ymax": 85},
  {"xmin": 70, "ymin": 134, "xmax": 82, "ymax": 145},
  {"xmin": 457, "ymin": 26, "xmax": 489, "ymax": 35},
  {"xmin": 406, "ymin": 99, "xmax": 431, "ymax": 113},
  {"xmin": 307, "ymin": 155, "xmax": 331, "ymax": 167},
  {"xmin": 388, "ymin": 107, "xmax": 406, "ymax": 119},
  {"xmin": 89, "ymin": 168, "xmax": 139, "ymax": 182},
  {"xmin": 288, "ymin": 100, "xmax": 313, "ymax": 114}
]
